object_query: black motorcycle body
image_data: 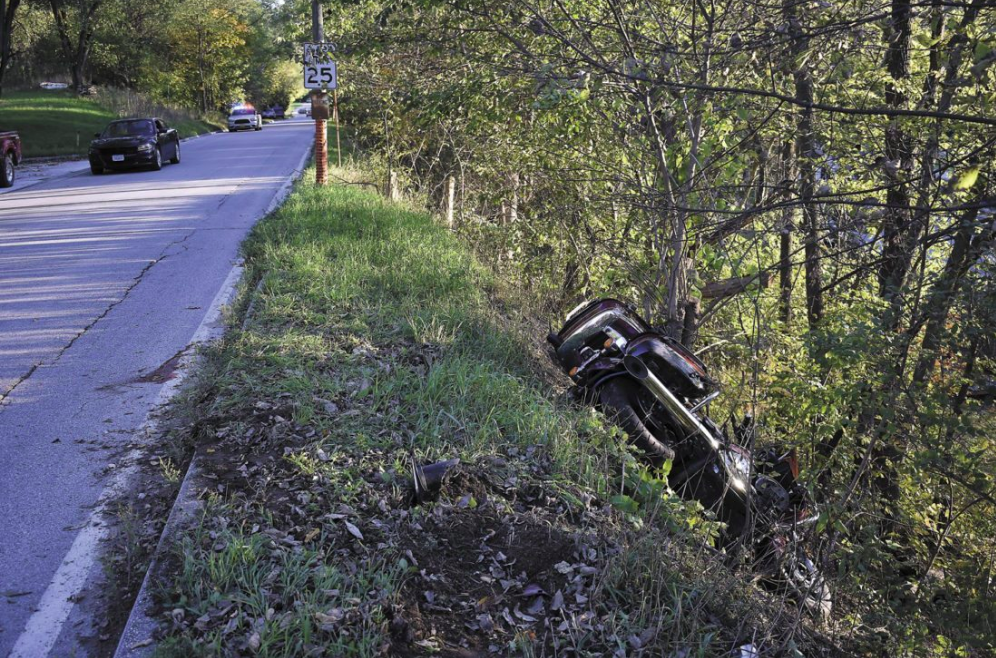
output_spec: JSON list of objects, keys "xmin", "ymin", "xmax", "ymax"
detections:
[{"xmin": 548, "ymin": 299, "xmax": 829, "ymax": 614}]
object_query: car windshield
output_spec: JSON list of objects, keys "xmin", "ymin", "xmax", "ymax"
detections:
[
  {"xmin": 102, "ymin": 120, "xmax": 155, "ymax": 138},
  {"xmin": 231, "ymin": 108, "xmax": 255, "ymax": 115}
]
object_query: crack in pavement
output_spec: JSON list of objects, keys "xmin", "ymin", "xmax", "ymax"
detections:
[{"xmin": 0, "ymin": 228, "xmax": 199, "ymax": 414}]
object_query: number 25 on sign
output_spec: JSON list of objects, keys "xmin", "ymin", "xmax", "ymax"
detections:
[{"xmin": 304, "ymin": 62, "xmax": 336, "ymax": 90}]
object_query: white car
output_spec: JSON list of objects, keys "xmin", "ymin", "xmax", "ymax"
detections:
[{"xmin": 227, "ymin": 108, "xmax": 262, "ymax": 132}]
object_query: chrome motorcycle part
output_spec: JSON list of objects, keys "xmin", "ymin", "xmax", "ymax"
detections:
[
  {"xmin": 622, "ymin": 354, "xmax": 721, "ymax": 450},
  {"xmin": 689, "ymin": 390, "xmax": 721, "ymax": 413},
  {"xmin": 718, "ymin": 448, "xmax": 751, "ymax": 494}
]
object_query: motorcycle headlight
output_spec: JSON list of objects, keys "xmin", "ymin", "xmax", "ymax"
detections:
[
  {"xmin": 137, "ymin": 143, "xmax": 154, "ymax": 152},
  {"xmin": 720, "ymin": 450, "xmax": 751, "ymax": 494}
]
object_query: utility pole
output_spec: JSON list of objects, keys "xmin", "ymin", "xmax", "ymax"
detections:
[
  {"xmin": 311, "ymin": 0, "xmax": 323, "ymax": 42},
  {"xmin": 311, "ymin": 0, "xmax": 328, "ymax": 185}
]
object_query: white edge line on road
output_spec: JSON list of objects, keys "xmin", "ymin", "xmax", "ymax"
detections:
[{"xmin": 8, "ymin": 262, "xmax": 244, "ymax": 658}]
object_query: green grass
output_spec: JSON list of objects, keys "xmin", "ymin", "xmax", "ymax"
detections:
[
  {"xmin": 0, "ymin": 89, "xmax": 220, "ymax": 158},
  {"xmin": 151, "ymin": 168, "xmax": 832, "ymax": 657}
]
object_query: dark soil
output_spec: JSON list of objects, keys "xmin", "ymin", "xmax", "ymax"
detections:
[{"xmin": 385, "ymin": 460, "xmax": 609, "ymax": 657}]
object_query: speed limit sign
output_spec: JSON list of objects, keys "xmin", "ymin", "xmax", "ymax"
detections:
[
  {"xmin": 304, "ymin": 62, "xmax": 336, "ymax": 89},
  {"xmin": 303, "ymin": 42, "xmax": 337, "ymax": 90}
]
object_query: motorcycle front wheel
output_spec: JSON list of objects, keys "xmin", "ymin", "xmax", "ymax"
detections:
[{"xmin": 778, "ymin": 545, "xmax": 832, "ymax": 618}]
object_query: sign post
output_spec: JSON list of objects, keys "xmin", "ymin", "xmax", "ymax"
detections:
[{"xmin": 303, "ymin": 41, "xmax": 336, "ymax": 186}]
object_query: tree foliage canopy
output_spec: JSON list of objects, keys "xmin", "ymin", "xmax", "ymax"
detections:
[{"xmin": 0, "ymin": 0, "xmax": 305, "ymax": 110}]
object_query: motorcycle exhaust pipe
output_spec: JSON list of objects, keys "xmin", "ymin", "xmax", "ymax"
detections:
[{"xmin": 623, "ymin": 355, "xmax": 721, "ymax": 450}]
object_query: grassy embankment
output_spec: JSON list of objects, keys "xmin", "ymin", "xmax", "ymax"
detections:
[
  {"xmin": 0, "ymin": 89, "xmax": 222, "ymax": 158},
  {"xmin": 150, "ymin": 166, "xmax": 838, "ymax": 657}
]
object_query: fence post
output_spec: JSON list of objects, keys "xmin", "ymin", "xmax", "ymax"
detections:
[
  {"xmin": 446, "ymin": 175, "xmax": 456, "ymax": 228},
  {"xmin": 386, "ymin": 170, "xmax": 400, "ymax": 201}
]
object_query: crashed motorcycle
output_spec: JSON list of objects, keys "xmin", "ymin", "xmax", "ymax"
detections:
[{"xmin": 547, "ymin": 298, "xmax": 831, "ymax": 615}]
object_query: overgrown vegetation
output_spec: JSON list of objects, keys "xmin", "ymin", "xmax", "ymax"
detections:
[
  {"xmin": 315, "ymin": 1, "xmax": 994, "ymax": 654},
  {"xmin": 153, "ymin": 165, "xmax": 846, "ymax": 656}
]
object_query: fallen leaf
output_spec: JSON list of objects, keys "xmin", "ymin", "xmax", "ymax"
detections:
[
  {"xmin": 315, "ymin": 397, "xmax": 339, "ymax": 414},
  {"xmin": 315, "ymin": 608, "xmax": 344, "ymax": 624},
  {"xmin": 513, "ymin": 605, "xmax": 537, "ymax": 623},
  {"xmin": 521, "ymin": 583, "xmax": 545, "ymax": 597},
  {"xmin": 344, "ymin": 521, "xmax": 364, "ymax": 540},
  {"xmin": 477, "ymin": 612, "xmax": 494, "ymax": 632}
]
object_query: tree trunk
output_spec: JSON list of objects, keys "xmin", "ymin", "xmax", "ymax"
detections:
[
  {"xmin": 912, "ymin": 204, "xmax": 993, "ymax": 384},
  {"xmin": 779, "ymin": 140, "xmax": 795, "ymax": 326},
  {"xmin": 48, "ymin": 0, "xmax": 102, "ymax": 93},
  {"xmin": 787, "ymin": 0, "xmax": 822, "ymax": 330},
  {"xmin": 0, "ymin": 0, "xmax": 21, "ymax": 98},
  {"xmin": 681, "ymin": 298, "xmax": 700, "ymax": 347},
  {"xmin": 49, "ymin": 0, "xmax": 76, "ymax": 85},
  {"xmin": 904, "ymin": 0, "xmax": 982, "ymax": 301},
  {"xmin": 878, "ymin": 0, "xmax": 914, "ymax": 325}
]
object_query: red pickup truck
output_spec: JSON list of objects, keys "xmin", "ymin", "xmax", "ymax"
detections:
[{"xmin": 1, "ymin": 130, "xmax": 23, "ymax": 188}]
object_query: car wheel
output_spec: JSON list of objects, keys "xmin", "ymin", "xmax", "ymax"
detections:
[
  {"xmin": 170, "ymin": 142, "xmax": 181, "ymax": 165},
  {"xmin": 90, "ymin": 161, "xmax": 103, "ymax": 175},
  {"xmin": 0, "ymin": 153, "xmax": 14, "ymax": 188},
  {"xmin": 151, "ymin": 147, "xmax": 162, "ymax": 171}
]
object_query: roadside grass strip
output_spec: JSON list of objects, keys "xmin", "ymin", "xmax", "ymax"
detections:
[
  {"xmin": 0, "ymin": 90, "xmax": 220, "ymax": 158},
  {"xmin": 152, "ymin": 172, "xmax": 832, "ymax": 657}
]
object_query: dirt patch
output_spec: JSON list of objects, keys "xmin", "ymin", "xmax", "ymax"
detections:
[
  {"xmin": 388, "ymin": 461, "xmax": 611, "ymax": 656},
  {"xmin": 132, "ymin": 350, "xmax": 186, "ymax": 384}
]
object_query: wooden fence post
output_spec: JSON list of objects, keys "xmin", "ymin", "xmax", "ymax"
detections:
[
  {"xmin": 446, "ymin": 175, "xmax": 456, "ymax": 228},
  {"xmin": 385, "ymin": 168, "xmax": 400, "ymax": 201}
]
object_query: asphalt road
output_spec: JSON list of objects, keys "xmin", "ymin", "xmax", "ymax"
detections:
[{"xmin": 0, "ymin": 120, "xmax": 314, "ymax": 656}]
